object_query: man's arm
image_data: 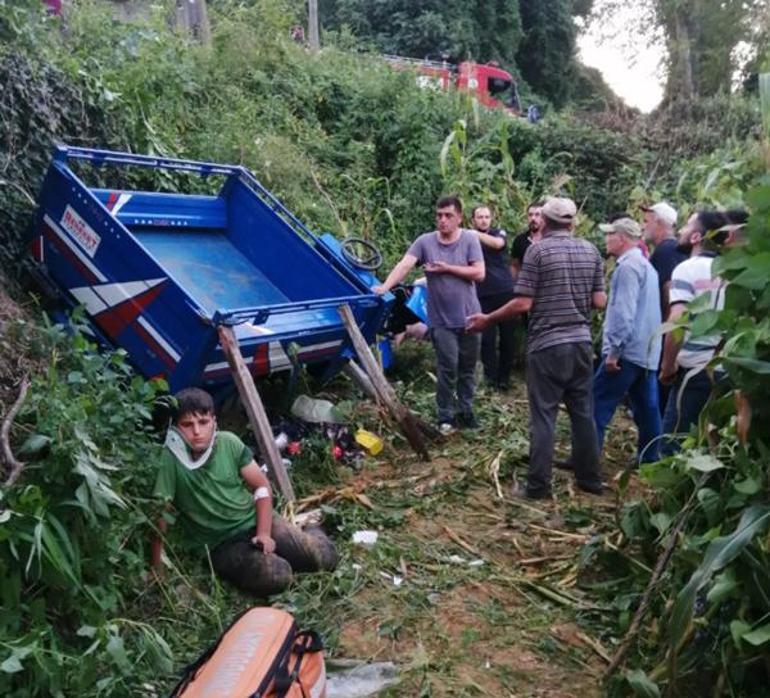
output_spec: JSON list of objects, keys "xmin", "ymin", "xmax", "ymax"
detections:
[
  {"xmin": 466, "ymin": 295, "xmax": 532, "ymax": 332},
  {"xmin": 476, "ymin": 231, "xmax": 505, "ymax": 250},
  {"xmin": 660, "ymin": 280, "xmax": 672, "ymax": 320},
  {"xmin": 424, "ymin": 259, "xmax": 485, "ymax": 282},
  {"xmin": 604, "ymin": 265, "xmax": 640, "ymax": 361},
  {"xmin": 373, "ymin": 254, "xmax": 418, "ymax": 295},
  {"xmin": 592, "ymin": 291, "xmax": 607, "ymax": 309},
  {"xmin": 151, "ymin": 508, "xmax": 169, "ymax": 572},
  {"xmin": 240, "ymin": 461, "xmax": 276, "ymax": 554},
  {"xmin": 660, "ymin": 303, "xmax": 687, "ymax": 383}
]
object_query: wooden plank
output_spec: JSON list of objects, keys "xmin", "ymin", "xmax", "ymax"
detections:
[
  {"xmin": 338, "ymin": 305, "xmax": 429, "ymax": 461},
  {"xmin": 342, "ymin": 360, "xmax": 380, "ymax": 403},
  {"xmin": 217, "ymin": 326, "xmax": 295, "ymax": 502}
]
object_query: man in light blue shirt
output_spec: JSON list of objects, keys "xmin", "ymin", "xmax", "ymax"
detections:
[{"xmin": 594, "ymin": 217, "xmax": 662, "ymax": 464}]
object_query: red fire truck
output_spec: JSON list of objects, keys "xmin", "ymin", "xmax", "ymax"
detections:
[{"xmin": 383, "ymin": 55, "xmax": 521, "ymax": 113}]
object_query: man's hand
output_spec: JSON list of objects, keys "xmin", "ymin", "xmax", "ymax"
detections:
[
  {"xmin": 372, "ymin": 284, "xmax": 388, "ymax": 295},
  {"xmin": 659, "ymin": 366, "xmax": 678, "ymax": 386},
  {"xmin": 252, "ymin": 533, "xmax": 276, "ymax": 554},
  {"xmin": 424, "ymin": 261, "xmax": 450, "ymax": 274},
  {"xmin": 465, "ymin": 313, "xmax": 490, "ymax": 333},
  {"xmin": 605, "ymin": 356, "xmax": 621, "ymax": 373}
]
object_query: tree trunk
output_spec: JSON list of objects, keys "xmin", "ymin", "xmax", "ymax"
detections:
[
  {"xmin": 663, "ymin": 7, "xmax": 695, "ymax": 103},
  {"xmin": 175, "ymin": 0, "xmax": 211, "ymax": 44}
]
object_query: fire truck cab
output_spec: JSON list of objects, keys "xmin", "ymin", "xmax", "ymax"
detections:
[{"xmin": 384, "ymin": 55, "xmax": 520, "ymax": 114}]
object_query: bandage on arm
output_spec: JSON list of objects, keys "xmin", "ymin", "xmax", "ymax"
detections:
[{"xmin": 253, "ymin": 486, "xmax": 270, "ymax": 501}]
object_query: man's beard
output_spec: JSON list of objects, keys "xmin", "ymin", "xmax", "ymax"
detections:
[
  {"xmin": 676, "ymin": 241, "xmax": 693, "ymax": 255},
  {"xmin": 528, "ymin": 223, "xmax": 540, "ymax": 234}
]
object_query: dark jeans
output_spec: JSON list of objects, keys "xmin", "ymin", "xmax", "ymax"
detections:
[
  {"xmin": 211, "ymin": 517, "xmax": 337, "ymax": 597},
  {"xmin": 593, "ymin": 359, "xmax": 661, "ymax": 464},
  {"xmin": 431, "ymin": 326, "xmax": 481, "ymax": 424},
  {"xmin": 526, "ymin": 343, "xmax": 602, "ymax": 497},
  {"xmin": 660, "ymin": 368, "xmax": 723, "ymax": 456},
  {"xmin": 479, "ymin": 291, "xmax": 516, "ymax": 388}
]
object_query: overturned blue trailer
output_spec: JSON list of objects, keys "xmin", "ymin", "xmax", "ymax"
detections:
[{"xmin": 30, "ymin": 146, "xmax": 391, "ymax": 391}]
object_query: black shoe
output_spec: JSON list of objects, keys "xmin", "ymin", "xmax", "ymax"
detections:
[
  {"xmin": 456, "ymin": 411, "xmax": 479, "ymax": 430},
  {"xmin": 576, "ymin": 481, "xmax": 604, "ymax": 496},
  {"xmin": 511, "ymin": 484, "xmax": 551, "ymax": 500}
]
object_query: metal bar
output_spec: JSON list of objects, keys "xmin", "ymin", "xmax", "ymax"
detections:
[
  {"xmin": 212, "ymin": 294, "xmax": 379, "ymax": 326},
  {"xmin": 236, "ymin": 168, "xmax": 323, "ymax": 244},
  {"xmin": 54, "ymin": 145, "xmax": 239, "ymax": 176}
]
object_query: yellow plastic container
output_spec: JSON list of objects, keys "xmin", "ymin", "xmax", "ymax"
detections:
[{"xmin": 355, "ymin": 429, "xmax": 384, "ymax": 456}]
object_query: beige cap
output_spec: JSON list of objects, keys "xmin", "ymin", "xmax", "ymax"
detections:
[
  {"xmin": 541, "ymin": 197, "xmax": 577, "ymax": 224},
  {"xmin": 641, "ymin": 202, "xmax": 677, "ymax": 227},
  {"xmin": 599, "ymin": 217, "xmax": 643, "ymax": 238}
]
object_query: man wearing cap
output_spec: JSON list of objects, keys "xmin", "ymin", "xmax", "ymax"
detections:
[
  {"xmin": 594, "ymin": 218, "xmax": 662, "ymax": 464},
  {"xmin": 642, "ymin": 202, "xmax": 686, "ymax": 416},
  {"xmin": 642, "ymin": 202, "xmax": 686, "ymax": 322},
  {"xmin": 466, "ymin": 197, "xmax": 606, "ymax": 499}
]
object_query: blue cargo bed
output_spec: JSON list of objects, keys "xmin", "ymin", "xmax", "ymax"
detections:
[{"xmin": 30, "ymin": 146, "xmax": 391, "ymax": 390}]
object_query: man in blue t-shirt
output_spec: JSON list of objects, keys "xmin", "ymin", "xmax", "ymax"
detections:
[{"xmin": 374, "ymin": 196, "xmax": 485, "ymax": 433}]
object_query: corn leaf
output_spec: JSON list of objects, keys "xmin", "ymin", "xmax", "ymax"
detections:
[{"xmin": 668, "ymin": 505, "xmax": 770, "ymax": 653}]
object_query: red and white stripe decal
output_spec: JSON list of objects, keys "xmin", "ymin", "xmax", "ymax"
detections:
[
  {"xmin": 105, "ymin": 191, "xmax": 132, "ymax": 214},
  {"xmin": 69, "ymin": 278, "xmax": 178, "ymax": 366},
  {"xmin": 135, "ymin": 316, "xmax": 181, "ymax": 362}
]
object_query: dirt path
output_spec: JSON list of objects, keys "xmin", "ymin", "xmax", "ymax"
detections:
[{"xmin": 285, "ymin": 382, "xmax": 638, "ymax": 697}]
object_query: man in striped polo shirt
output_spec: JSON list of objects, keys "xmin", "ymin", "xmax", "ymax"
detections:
[
  {"xmin": 467, "ymin": 197, "xmax": 607, "ymax": 499},
  {"xmin": 659, "ymin": 209, "xmax": 734, "ymax": 455}
]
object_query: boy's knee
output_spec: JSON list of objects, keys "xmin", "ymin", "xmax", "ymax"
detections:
[
  {"xmin": 305, "ymin": 526, "xmax": 339, "ymax": 572},
  {"xmin": 235, "ymin": 553, "xmax": 294, "ymax": 597}
]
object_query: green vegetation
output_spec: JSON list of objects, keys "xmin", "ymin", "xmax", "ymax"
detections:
[{"xmin": 1, "ymin": 0, "xmax": 769, "ymax": 695}]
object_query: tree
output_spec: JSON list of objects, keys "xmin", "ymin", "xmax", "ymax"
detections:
[
  {"xmin": 319, "ymin": 0, "xmax": 522, "ymax": 67},
  {"xmin": 515, "ymin": 0, "xmax": 582, "ymax": 108},
  {"xmin": 591, "ymin": 0, "xmax": 770, "ymax": 103}
]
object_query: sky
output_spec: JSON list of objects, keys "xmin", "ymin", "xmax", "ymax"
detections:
[{"xmin": 576, "ymin": 7, "xmax": 666, "ymax": 112}]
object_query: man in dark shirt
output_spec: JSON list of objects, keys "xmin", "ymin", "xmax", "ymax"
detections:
[
  {"xmin": 472, "ymin": 205, "xmax": 515, "ymax": 390},
  {"xmin": 467, "ymin": 197, "xmax": 607, "ymax": 499},
  {"xmin": 510, "ymin": 201, "xmax": 545, "ymax": 278},
  {"xmin": 642, "ymin": 202, "xmax": 686, "ymax": 319},
  {"xmin": 642, "ymin": 202, "xmax": 687, "ymax": 415}
]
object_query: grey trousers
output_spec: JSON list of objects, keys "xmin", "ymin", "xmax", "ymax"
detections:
[
  {"xmin": 526, "ymin": 342, "xmax": 602, "ymax": 496},
  {"xmin": 211, "ymin": 517, "xmax": 338, "ymax": 597},
  {"xmin": 431, "ymin": 326, "xmax": 481, "ymax": 424}
]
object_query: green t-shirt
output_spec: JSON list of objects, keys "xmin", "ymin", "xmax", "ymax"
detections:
[{"xmin": 153, "ymin": 431, "xmax": 255, "ymax": 548}]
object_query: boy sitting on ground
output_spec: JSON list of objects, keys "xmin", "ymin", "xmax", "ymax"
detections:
[{"xmin": 151, "ymin": 387, "xmax": 337, "ymax": 597}]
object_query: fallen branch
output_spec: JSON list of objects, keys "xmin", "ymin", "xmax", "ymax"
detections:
[
  {"xmin": 526, "ymin": 523, "xmax": 588, "ymax": 541},
  {"xmin": 442, "ymin": 525, "xmax": 479, "ymax": 556},
  {"xmin": 2, "ymin": 375, "xmax": 30, "ymax": 488},
  {"xmin": 518, "ymin": 554, "xmax": 574, "ymax": 566},
  {"xmin": 577, "ymin": 631, "xmax": 612, "ymax": 664},
  {"xmin": 488, "ymin": 449, "xmax": 504, "ymax": 499},
  {"xmin": 603, "ymin": 477, "xmax": 704, "ymax": 680}
]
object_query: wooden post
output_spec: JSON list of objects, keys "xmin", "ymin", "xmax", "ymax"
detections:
[
  {"xmin": 342, "ymin": 360, "xmax": 380, "ymax": 403},
  {"xmin": 307, "ymin": 0, "xmax": 320, "ymax": 51},
  {"xmin": 174, "ymin": 0, "xmax": 211, "ymax": 44},
  {"xmin": 217, "ymin": 326, "xmax": 295, "ymax": 502},
  {"xmin": 338, "ymin": 305, "xmax": 429, "ymax": 461}
]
